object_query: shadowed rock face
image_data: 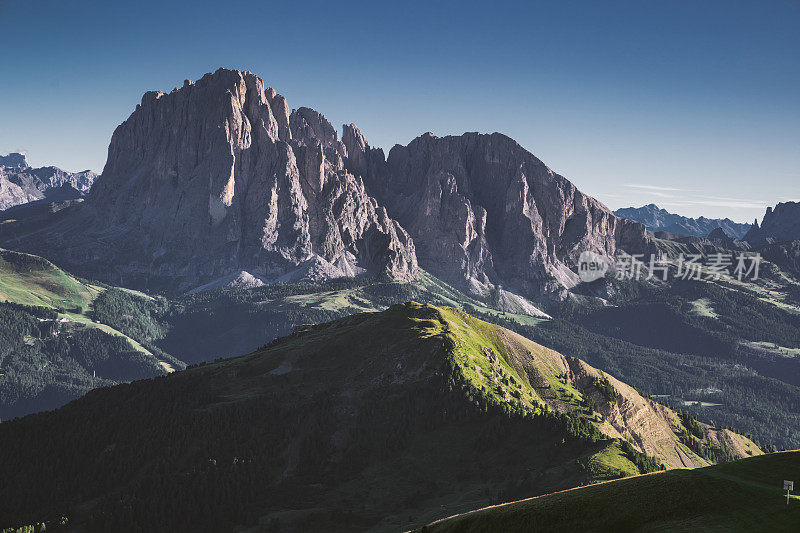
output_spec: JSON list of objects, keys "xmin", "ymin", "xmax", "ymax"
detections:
[
  {"xmin": 1, "ymin": 69, "xmax": 417, "ymax": 292},
  {"xmin": 345, "ymin": 129, "xmax": 651, "ymax": 301},
  {"xmin": 744, "ymin": 202, "xmax": 800, "ymax": 245},
  {"xmin": 0, "ymin": 153, "xmax": 29, "ymax": 168}
]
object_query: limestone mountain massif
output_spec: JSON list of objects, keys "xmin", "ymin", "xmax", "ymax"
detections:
[
  {"xmin": 0, "ymin": 68, "xmax": 650, "ymax": 299},
  {"xmin": 1, "ymin": 70, "xmax": 416, "ymax": 292},
  {"xmin": 743, "ymin": 202, "xmax": 800, "ymax": 276},
  {"xmin": 0, "ymin": 153, "xmax": 96, "ymax": 211},
  {"xmin": 347, "ymin": 129, "xmax": 651, "ymax": 302}
]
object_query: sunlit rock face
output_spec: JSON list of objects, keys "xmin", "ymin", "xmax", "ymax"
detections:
[
  {"xmin": 2, "ymin": 69, "xmax": 417, "ymax": 292},
  {"xmin": 1, "ymin": 68, "xmax": 650, "ymax": 300}
]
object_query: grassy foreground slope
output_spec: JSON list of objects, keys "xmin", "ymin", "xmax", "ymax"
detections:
[
  {"xmin": 0, "ymin": 303, "xmax": 757, "ymax": 532},
  {"xmin": 423, "ymin": 451, "xmax": 800, "ymax": 533}
]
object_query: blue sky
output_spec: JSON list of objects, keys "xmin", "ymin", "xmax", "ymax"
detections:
[{"xmin": 1, "ymin": 0, "xmax": 798, "ymax": 222}]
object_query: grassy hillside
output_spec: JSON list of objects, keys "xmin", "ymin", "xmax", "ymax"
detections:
[
  {"xmin": 423, "ymin": 451, "xmax": 800, "ymax": 532},
  {"xmin": 465, "ymin": 267, "xmax": 800, "ymax": 450},
  {"xmin": 0, "ymin": 247, "xmax": 168, "ymax": 355},
  {"xmin": 0, "ymin": 249, "xmax": 184, "ymax": 420},
  {"xmin": 0, "ymin": 304, "xmax": 756, "ymax": 532},
  {"xmin": 0, "ymin": 248, "xmax": 97, "ymax": 310}
]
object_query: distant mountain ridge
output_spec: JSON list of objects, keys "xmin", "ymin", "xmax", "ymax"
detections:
[
  {"xmin": 0, "ymin": 153, "xmax": 96, "ymax": 211},
  {"xmin": 614, "ymin": 204, "xmax": 751, "ymax": 239}
]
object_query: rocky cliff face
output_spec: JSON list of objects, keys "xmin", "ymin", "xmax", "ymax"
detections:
[
  {"xmin": 2, "ymin": 69, "xmax": 416, "ymax": 292},
  {"xmin": 2, "ymin": 68, "xmax": 650, "ymax": 299},
  {"xmin": 345, "ymin": 129, "xmax": 651, "ymax": 301},
  {"xmin": 744, "ymin": 202, "xmax": 800, "ymax": 244},
  {"xmin": 0, "ymin": 153, "xmax": 96, "ymax": 210}
]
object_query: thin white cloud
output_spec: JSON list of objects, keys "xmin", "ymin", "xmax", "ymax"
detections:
[{"xmin": 624, "ymin": 183, "xmax": 685, "ymax": 192}]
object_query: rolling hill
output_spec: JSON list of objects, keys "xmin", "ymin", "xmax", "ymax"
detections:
[
  {"xmin": 0, "ymin": 247, "xmax": 98, "ymax": 310},
  {"xmin": 0, "ymin": 248, "xmax": 184, "ymax": 419},
  {"xmin": 422, "ymin": 450, "xmax": 800, "ymax": 532},
  {"xmin": 0, "ymin": 303, "xmax": 757, "ymax": 532}
]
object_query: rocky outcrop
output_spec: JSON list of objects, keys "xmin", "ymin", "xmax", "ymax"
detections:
[
  {"xmin": 743, "ymin": 202, "xmax": 800, "ymax": 245},
  {"xmin": 0, "ymin": 153, "xmax": 29, "ymax": 168},
  {"xmin": 707, "ymin": 227, "xmax": 729, "ymax": 240},
  {"xmin": 0, "ymin": 153, "xmax": 96, "ymax": 211},
  {"xmin": 345, "ymin": 129, "xmax": 651, "ymax": 301},
  {"xmin": 1, "ymin": 69, "xmax": 416, "ymax": 292},
  {"xmin": 758, "ymin": 241, "xmax": 800, "ymax": 276},
  {"xmin": 704, "ymin": 227, "xmax": 750, "ymax": 250}
]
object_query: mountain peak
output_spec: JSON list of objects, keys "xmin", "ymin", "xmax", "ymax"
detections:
[
  {"xmin": 1, "ymin": 68, "xmax": 417, "ymax": 292},
  {"xmin": 0, "ymin": 152, "xmax": 29, "ymax": 169},
  {"xmin": 707, "ymin": 227, "xmax": 729, "ymax": 240},
  {"xmin": 1, "ymin": 68, "xmax": 651, "ymax": 301},
  {"xmin": 744, "ymin": 201, "xmax": 800, "ymax": 244}
]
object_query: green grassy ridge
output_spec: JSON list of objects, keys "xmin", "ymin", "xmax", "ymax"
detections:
[
  {"xmin": 422, "ymin": 451, "xmax": 800, "ymax": 533},
  {"xmin": 0, "ymin": 248, "xmax": 160, "ymax": 356},
  {"xmin": 429, "ymin": 306, "xmax": 753, "ymax": 471},
  {"xmin": 440, "ymin": 307, "xmax": 600, "ymax": 427},
  {"xmin": 0, "ymin": 303, "xmax": 671, "ymax": 532},
  {"xmin": 0, "ymin": 248, "xmax": 96, "ymax": 310}
]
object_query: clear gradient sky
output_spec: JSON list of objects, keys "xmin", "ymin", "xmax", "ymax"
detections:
[{"xmin": 1, "ymin": 0, "xmax": 798, "ymax": 222}]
